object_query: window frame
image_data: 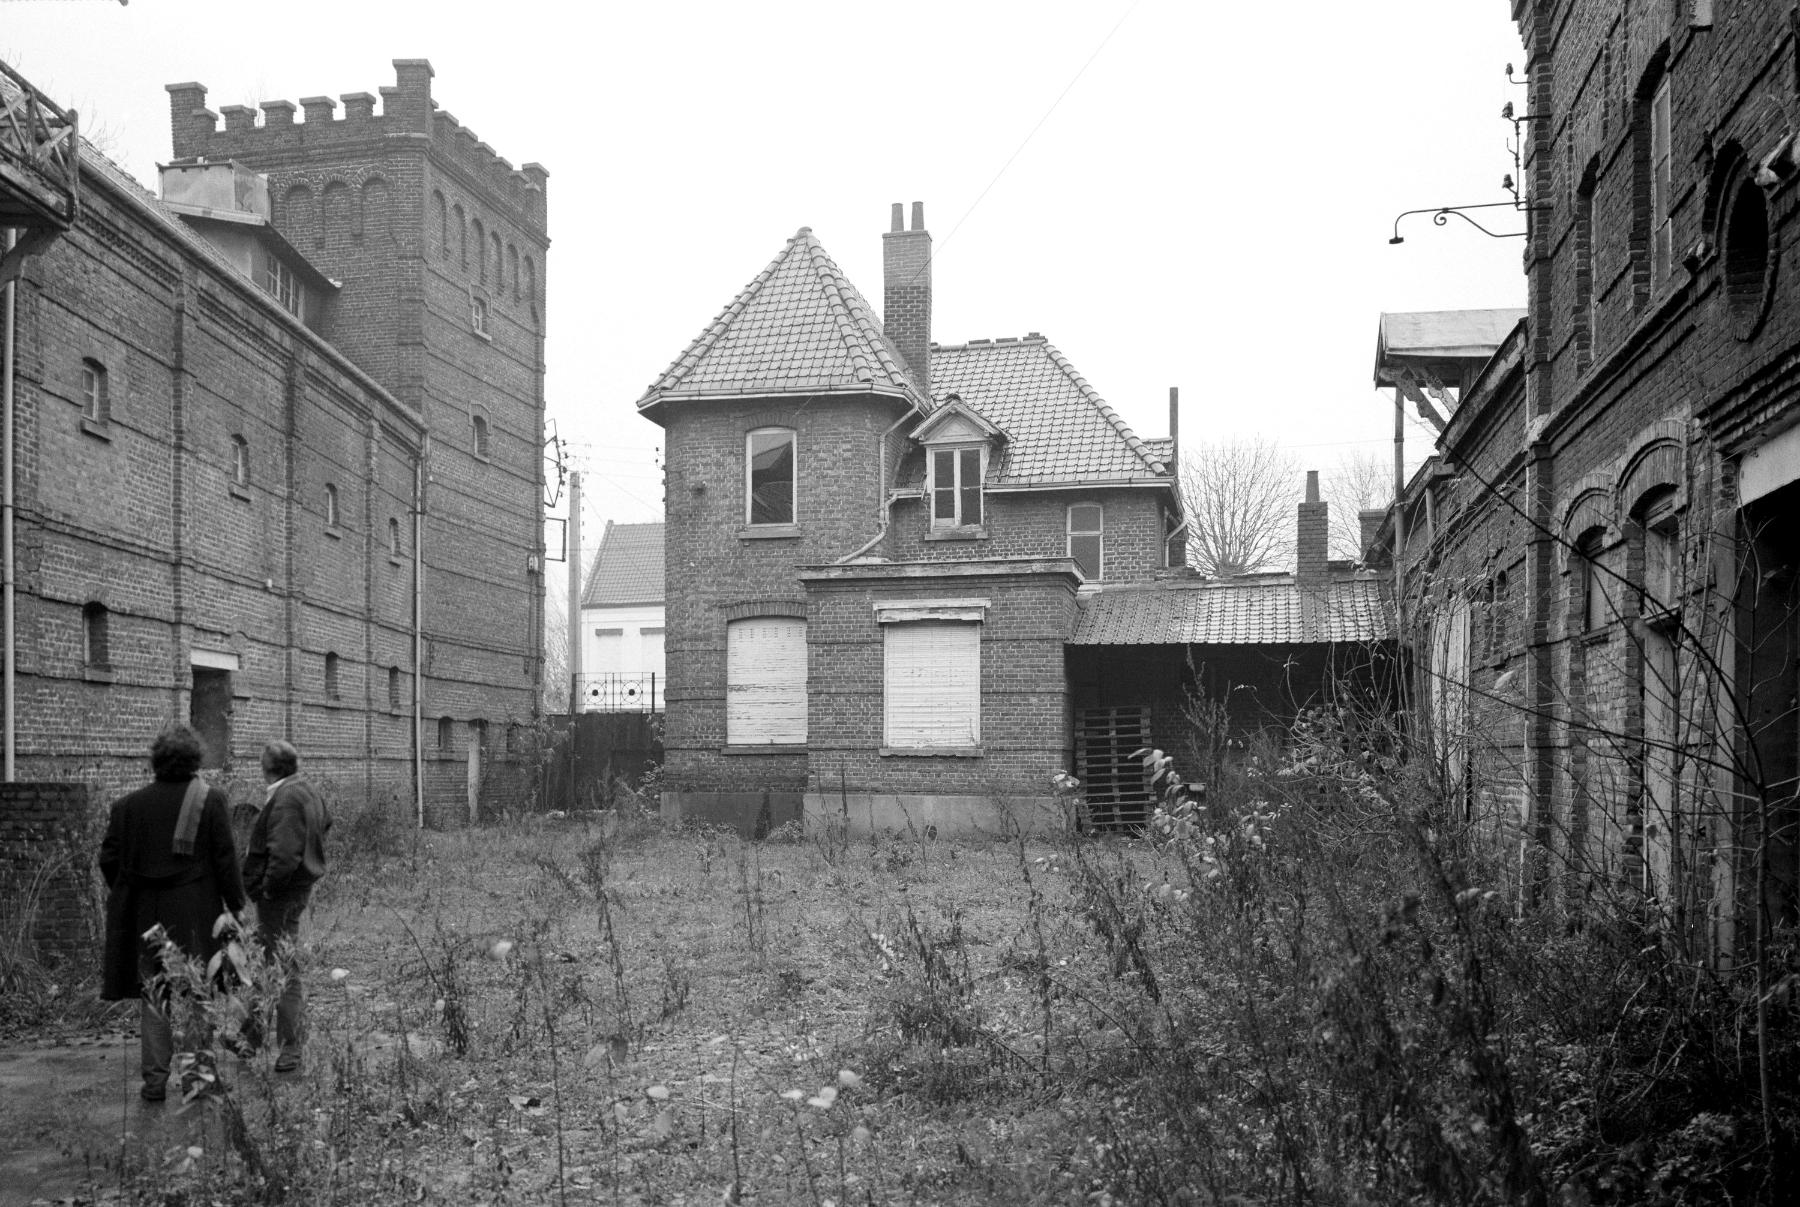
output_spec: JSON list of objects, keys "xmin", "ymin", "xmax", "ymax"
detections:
[
  {"xmin": 324, "ymin": 651, "xmax": 341, "ymax": 701},
  {"xmin": 1068, "ymin": 503, "xmax": 1105, "ymax": 580},
  {"xmin": 261, "ymin": 254, "xmax": 299, "ymax": 315},
  {"xmin": 1576, "ymin": 529, "xmax": 1609, "ymax": 635},
  {"xmin": 230, "ymin": 435, "xmax": 250, "ymax": 487},
  {"xmin": 1649, "ymin": 75, "xmax": 1672, "ymax": 286},
  {"xmin": 324, "ymin": 483, "xmax": 340, "ymax": 529},
  {"xmin": 471, "ymin": 293, "xmax": 491, "ymax": 337},
  {"xmin": 80, "ymin": 358, "xmax": 109, "ymax": 425},
  {"xmin": 928, "ymin": 444, "xmax": 985, "ymax": 529},
  {"xmin": 82, "ymin": 601, "xmax": 112, "ymax": 672},
  {"xmin": 745, "ymin": 427, "xmax": 797, "ymax": 527}
]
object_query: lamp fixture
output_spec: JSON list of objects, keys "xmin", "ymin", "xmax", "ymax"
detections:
[{"xmin": 1388, "ymin": 200, "xmax": 1546, "ymax": 244}]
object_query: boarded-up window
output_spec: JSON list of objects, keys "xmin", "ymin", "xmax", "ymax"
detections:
[
  {"xmin": 593, "ymin": 627, "xmax": 624, "ymax": 674},
  {"xmin": 884, "ymin": 620, "xmax": 980, "ymax": 748},
  {"xmin": 727, "ymin": 617, "xmax": 806, "ymax": 744}
]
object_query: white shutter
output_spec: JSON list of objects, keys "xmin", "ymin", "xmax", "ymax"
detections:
[
  {"xmin": 727, "ymin": 617, "xmax": 806, "ymax": 744},
  {"xmin": 884, "ymin": 621, "xmax": 980, "ymax": 747}
]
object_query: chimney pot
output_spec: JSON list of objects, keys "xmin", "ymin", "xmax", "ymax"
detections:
[
  {"xmin": 1305, "ymin": 469, "xmax": 1320, "ymax": 504},
  {"xmin": 911, "ymin": 200, "xmax": 924, "ymax": 231},
  {"xmin": 890, "ymin": 202, "xmax": 903, "ymax": 232},
  {"xmin": 1296, "ymin": 472, "xmax": 1329, "ymax": 591}
]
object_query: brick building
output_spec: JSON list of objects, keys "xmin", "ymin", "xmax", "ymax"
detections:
[
  {"xmin": 0, "ymin": 59, "xmax": 547, "ymax": 825},
  {"xmin": 1381, "ymin": 1, "xmax": 1800, "ymax": 961},
  {"xmin": 639, "ymin": 203, "xmax": 1393, "ymax": 835}
]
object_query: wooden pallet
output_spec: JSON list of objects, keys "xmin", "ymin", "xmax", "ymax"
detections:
[{"xmin": 1076, "ymin": 707, "xmax": 1156, "ymax": 832}]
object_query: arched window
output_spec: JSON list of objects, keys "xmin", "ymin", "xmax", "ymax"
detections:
[
  {"xmin": 472, "ymin": 219, "xmax": 487, "ymax": 283},
  {"xmin": 231, "ymin": 435, "xmax": 249, "ymax": 486},
  {"xmin": 324, "ymin": 651, "xmax": 341, "ymax": 700},
  {"xmin": 324, "ymin": 483, "xmax": 340, "ymax": 528},
  {"xmin": 492, "ymin": 233, "xmax": 503, "ymax": 292},
  {"xmin": 82, "ymin": 601, "xmax": 111, "ymax": 670},
  {"xmin": 471, "ymin": 413, "xmax": 490, "ymax": 459},
  {"xmin": 1725, "ymin": 181, "xmax": 1772, "ymax": 336},
  {"xmin": 80, "ymin": 359, "xmax": 109, "ymax": 423},
  {"xmin": 453, "ymin": 203, "xmax": 467, "ymax": 267},
  {"xmin": 437, "ymin": 715, "xmax": 453, "ymax": 749},
  {"xmin": 746, "ymin": 427, "xmax": 795, "ymax": 525},
  {"xmin": 389, "ymin": 516, "xmax": 402, "ymax": 556},
  {"xmin": 1068, "ymin": 504, "xmax": 1103, "ymax": 580}
]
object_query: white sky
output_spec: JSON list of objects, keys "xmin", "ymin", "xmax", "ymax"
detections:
[{"xmin": 5, "ymin": 0, "xmax": 1525, "ymax": 598}]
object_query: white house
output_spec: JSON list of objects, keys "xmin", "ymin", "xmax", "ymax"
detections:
[{"xmin": 578, "ymin": 521, "xmax": 665, "ymax": 711}]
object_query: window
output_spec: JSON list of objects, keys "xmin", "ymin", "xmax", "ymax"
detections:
[
  {"xmin": 884, "ymin": 620, "xmax": 980, "ymax": 748},
  {"xmin": 388, "ymin": 665, "xmax": 402, "ymax": 711},
  {"xmin": 80, "ymin": 359, "xmax": 109, "ymax": 424},
  {"xmin": 930, "ymin": 447, "xmax": 984, "ymax": 528},
  {"xmin": 388, "ymin": 516, "xmax": 402, "ymax": 557},
  {"xmin": 1725, "ymin": 182, "xmax": 1772, "ymax": 336},
  {"xmin": 726, "ymin": 617, "xmax": 806, "ymax": 744},
  {"xmin": 471, "ymin": 294, "xmax": 490, "ymax": 337},
  {"xmin": 1642, "ymin": 496, "xmax": 1680, "ymax": 619},
  {"xmin": 1649, "ymin": 76, "xmax": 1672, "ymax": 286},
  {"xmin": 438, "ymin": 715, "xmax": 454, "ymax": 749},
  {"xmin": 1068, "ymin": 504, "xmax": 1104, "ymax": 580},
  {"xmin": 746, "ymin": 428, "xmax": 795, "ymax": 525},
  {"xmin": 261, "ymin": 255, "xmax": 299, "ymax": 315},
  {"xmin": 1577, "ymin": 530, "xmax": 1609, "ymax": 633},
  {"xmin": 472, "ymin": 219, "xmax": 487, "ymax": 283},
  {"xmin": 82, "ymin": 602, "xmax": 111, "ymax": 670},
  {"xmin": 472, "ymin": 413, "xmax": 490, "ymax": 458},
  {"xmin": 324, "ymin": 651, "xmax": 341, "ymax": 700},
  {"xmin": 1575, "ymin": 165, "xmax": 1598, "ymax": 366},
  {"xmin": 231, "ymin": 435, "xmax": 250, "ymax": 487},
  {"xmin": 190, "ymin": 667, "xmax": 230, "ymax": 769},
  {"xmin": 324, "ymin": 483, "xmax": 340, "ymax": 528},
  {"xmin": 1489, "ymin": 569, "xmax": 1510, "ymax": 661}
]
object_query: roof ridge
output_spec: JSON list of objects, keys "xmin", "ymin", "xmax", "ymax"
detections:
[
  {"xmin": 1039, "ymin": 340, "xmax": 1168, "ymax": 476},
  {"xmin": 638, "ymin": 230, "xmax": 807, "ymax": 402}
]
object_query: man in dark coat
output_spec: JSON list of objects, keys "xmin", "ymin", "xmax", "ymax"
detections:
[
  {"xmin": 243, "ymin": 739, "xmax": 330, "ymax": 1073},
  {"xmin": 100, "ymin": 723, "xmax": 247, "ymax": 1102}
]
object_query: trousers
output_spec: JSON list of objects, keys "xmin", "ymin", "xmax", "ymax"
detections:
[{"xmin": 255, "ymin": 889, "xmax": 311, "ymax": 1056}]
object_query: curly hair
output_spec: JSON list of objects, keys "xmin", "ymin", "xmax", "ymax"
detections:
[
  {"xmin": 149, "ymin": 724, "xmax": 205, "ymax": 781},
  {"xmin": 261, "ymin": 739, "xmax": 299, "ymax": 779}
]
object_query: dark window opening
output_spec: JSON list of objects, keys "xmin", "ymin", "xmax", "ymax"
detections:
[
  {"xmin": 438, "ymin": 715, "xmax": 454, "ymax": 749},
  {"xmin": 388, "ymin": 666, "xmax": 402, "ymax": 711},
  {"xmin": 191, "ymin": 667, "xmax": 232, "ymax": 770},
  {"xmin": 747, "ymin": 428, "xmax": 795, "ymax": 525},
  {"xmin": 1069, "ymin": 504, "xmax": 1104, "ymax": 580},
  {"xmin": 1725, "ymin": 183, "xmax": 1771, "ymax": 335},
  {"xmin": 83, "ymin": 602, "xmax": 111, "ymax": 669},
  {"xmin": 324, "ymin": 651, "xmax": 341, "ymax": 700}
]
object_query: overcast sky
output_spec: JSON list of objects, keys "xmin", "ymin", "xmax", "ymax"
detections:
[{"xmin": 5, "ymin": 0, "xmax": 1526, "ymax": 582}]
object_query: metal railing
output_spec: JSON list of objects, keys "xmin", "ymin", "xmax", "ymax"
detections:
[{"xmin": 578, "ymin": 672, "xmax": 661, "ymax": 713}]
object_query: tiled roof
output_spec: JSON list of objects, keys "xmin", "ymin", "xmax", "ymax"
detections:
[
  {"xmin": 637, "ymin": 229, "xmax": 926, "ymax": 411},
  {"xmin": 928, "ymin": 337, "xmax": 1170, "ymax": 484},
  {"xmin": 1070, "ymin": 576, "xmax": 1393, "ymax": 645},
  {"xmin": 580, "ymin": 522, "xmax": 665, "ymax": 607},
  {"xmin": 1140, "ymin": 437, "xmax": 1175, "ymax": 465}
]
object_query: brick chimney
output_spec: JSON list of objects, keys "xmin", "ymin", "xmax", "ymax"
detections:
[
  {"xmin": 1358, "ymin": 508, "xmax": 1386, "ymax": 563},
  {"xmin": 1296, "ymin": 470, "xmax": 1329, "ymax": 591},
  {"xmin": 883, "ymin": 201, "xmax": 931, "ymax": 393}
]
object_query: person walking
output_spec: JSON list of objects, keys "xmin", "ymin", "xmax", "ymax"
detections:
[
  {"xmin": 100, "ymin": 724, "xmax": 247, "ymax": 1102},
  {"xmin": 242, "ymin": 739, "xmax": 330, "ymax": 1073}
]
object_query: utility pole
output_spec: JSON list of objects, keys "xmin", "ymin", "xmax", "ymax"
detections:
[{"xmin": 566, "ymin": 471, "xmax": 582, "ymax": 810}]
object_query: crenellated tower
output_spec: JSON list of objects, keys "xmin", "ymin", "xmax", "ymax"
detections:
[{"xmin": 164, "ymin": 60, "xmax": 550, "ymax": 816}]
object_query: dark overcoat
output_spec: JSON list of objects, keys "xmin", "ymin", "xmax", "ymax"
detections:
[{"xmin": 99, "ymin": 777, "xmax": 248, "ymax": 1001}]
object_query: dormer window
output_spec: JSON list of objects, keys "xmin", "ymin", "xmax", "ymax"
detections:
[
  {"xmin": 931, "ymin": 447, "xmax": 984, "ymax": 529},
  {"xmin": 261, "ymin": 255, "xmax": 299, "ymax": 315}
]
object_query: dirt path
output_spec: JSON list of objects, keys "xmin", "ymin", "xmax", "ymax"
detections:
[{"xmin": 0, "ymin": 1030, "xmax": 215, "ymax": 1207}]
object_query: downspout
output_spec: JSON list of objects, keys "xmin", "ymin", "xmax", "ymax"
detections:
[
  {"xmin": 836, "ymin": 408, "xmax": 916, "ymax": 564},
  {"xmin": 412, "ymin": 436, "xmax": 428, "ymax": 828},
  {"xmin": 3, "ymin": 229, "xmax": 15, "ymax": 781}
]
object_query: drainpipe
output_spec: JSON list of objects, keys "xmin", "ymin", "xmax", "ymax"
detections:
[
  {"xmin": 3, "ymin": 229, "xmax": 16, "ymax": 782},
  {"xmin": 835, "ymin": 408, "xmax": 916, "ymax": 564},
  {"xmin": 412, "ymin": 437, "xmax": 428, "ymax": 828}
]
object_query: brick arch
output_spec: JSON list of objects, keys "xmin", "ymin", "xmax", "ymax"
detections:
[
  {"xmin": 318, "ymin": 179, "xmax": 352, "ymax": 248},
  {"xmin": 1557, "ymin": 472, "xmax": 1618, "ymax": 569},
  {"xmin": 720, "ymin": 599, "xmax": 806, "ymax": 622},
  {"xmin": 281, "ymin": 184, "xmax": 316, "ymax": 250},
  {"xmin": 359, "ymin": 176, "xmax": 392, "ymax": 241},
  {"xmin": 1618, "ymin": 418, "xmax": 1687, "ymax": 516}
]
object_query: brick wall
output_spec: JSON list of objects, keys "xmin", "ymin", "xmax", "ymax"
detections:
[{"xmin": 0, "ymin": 784, "xmax": 100, "ymax": 967}]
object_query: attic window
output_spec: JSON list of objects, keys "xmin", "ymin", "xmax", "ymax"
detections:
[
  {"xmin": 261, "ymin": 255, "xmax": 299, "ymax": 315},
  {"xmin": 930, "ymin": 447, "xmax": 983, "ymax": 528}
]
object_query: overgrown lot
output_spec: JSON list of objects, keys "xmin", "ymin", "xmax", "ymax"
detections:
[{"xmin": 7, "ymin": 761, "xmax": 1797, "ymax": 1205}]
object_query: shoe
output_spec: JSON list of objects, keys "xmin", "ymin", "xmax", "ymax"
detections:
[
  {"xmin": 274, "ymin": 1050, "xmax": 301, "ymax": 1074},
  {"xmin": 141, "ymin": 1081, "xmax": 167, "ymax": 1102}
]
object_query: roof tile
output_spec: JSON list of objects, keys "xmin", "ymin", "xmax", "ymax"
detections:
[{"xmin": 1070, "ymin": 577, "xmax": 1393, "ymax": 645}]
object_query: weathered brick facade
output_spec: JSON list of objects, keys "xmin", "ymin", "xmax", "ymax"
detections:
[
  {"xmin": 1392, "ymin": 2, "xmax": 1800, "ymax": 958},
  {"xmin": 2, "ymin": 60, "xmax": 545, "ymax": 828}
]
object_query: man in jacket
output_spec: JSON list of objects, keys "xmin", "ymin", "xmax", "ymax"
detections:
[
  {"xmin": 243, "ymin": 739, "xmax": 330, "ymax": 1073},
  {"xmin": 100, "ymin": 724, "xmax": 248, "ymax": 1101}
]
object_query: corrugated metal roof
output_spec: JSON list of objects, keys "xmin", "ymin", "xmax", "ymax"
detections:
[
  {"xmin": 929, "ymin": 337, "xmax": 1170, "ymax": 484},
  {"xmin": 1070, "ymin": 576, "xmax": 1393, "ymax": 645},
  {"xmin": 636, "ymin": 228, "xmax": 925, "ymax": 411},
  {"xmin": 580, "ymin": 522, "xmax": 665, "ymax": 607}
]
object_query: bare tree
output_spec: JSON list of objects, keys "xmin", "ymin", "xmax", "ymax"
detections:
[
  {"xmin": 1323, "ymin": 451, "xmax": 1393, "ymax": 561},
  {"xmin": 1181, "ymin": 439, "xmax": 1301, "ymax": 577}
]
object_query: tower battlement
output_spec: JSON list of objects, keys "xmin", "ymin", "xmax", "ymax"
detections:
[{"xmin": 165, "ymin": 59, "xmax": 547, "ymax": 232}]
